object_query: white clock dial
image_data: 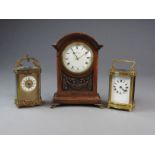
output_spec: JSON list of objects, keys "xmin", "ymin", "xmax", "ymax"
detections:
[
  {"xmin": 111, "ymin": 76, "xmax": 130, "ymax": 104},
  {"xmin": 62, "ymin": 42, "xmax": 94, "ymax": 73},
  {"xmin": 21, "ymin": 76, "xmax": 37, "ymax": 92}
]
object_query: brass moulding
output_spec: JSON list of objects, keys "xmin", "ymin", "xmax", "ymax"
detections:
[
  {"xmin": 108, "ymin": 59, "xmax": 136, "ymax": 112},
  {"xmin": 15, "ymin": 98, "xmax": 42, "ymax": 108},
  {"xmin": 108, "ymin": 103, "xmax": 135, "ymax": 112},
  {"xmin": 14, "ymin": 55, "xmax": 43, "ymax": 108}
]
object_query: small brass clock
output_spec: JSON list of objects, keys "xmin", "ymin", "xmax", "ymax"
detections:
[
  {"xmin": 14, "ymin": 55, "xmax": 42, "ymax": 107},
  {"xmin": 108, "ymin": 59, "xmax": 136, "ymax": 111}
]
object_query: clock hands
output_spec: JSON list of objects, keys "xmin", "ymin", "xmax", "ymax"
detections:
[
  {"xmin": 73, "ymin": 51, "xmax": 78, "ymax": 60},
  {"xmin": 119, "ymin": 86, "xmax": 128, "ymax": 93},
  {"xmin": 71, "ymin": 48, "xmax": 79, "ymax": 60},
  {"xmin": 78, "ymin": 51, "xmax": 89, "ymax": 59},
  {"xmin": 71, "ymin": 48, "xmax": 89, "ymax": 60}
]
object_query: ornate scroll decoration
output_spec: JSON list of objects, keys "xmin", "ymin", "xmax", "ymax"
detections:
[
  {"xmin": 15, "ymin": 98, "xmax": 42, "ymax": 107},
  {"xmin": 62, "ymin": 72, "xmax": 93, "ymax": 91},
  {"xmin": 14, "ymin": 55, "xmax": 41, "ymax": 71}
]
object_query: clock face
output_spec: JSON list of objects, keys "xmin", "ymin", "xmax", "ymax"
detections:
[
  {"xmin": 21, "ymin": 76, "xmax": 37, "ymax": 92},
  {"xmin": 62, "ymin": 42, "xmax": 94, "ymax": 74},
  {"xmin": 111, "ymin": 76, "xmax": 130, "ymax": 104}
]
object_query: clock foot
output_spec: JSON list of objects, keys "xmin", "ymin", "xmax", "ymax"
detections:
[
  {"xmin": 107, "ymin": 104, "xmax": 110, "ymax": 108},
  {"xmin": 51, "ymin": 103, "xmax": 60, "ymax": 108},
  {"xmin": 95, "ymin": 103, "xmax": 104, "ymax": 109},
  {"xmin": 95, "ymin": 101, "xmax": 105, "ymax": 109},
  {"xmin": 128, "ymin": 107, "xmax": 134, "ymax": 112},
  {"xmin": 128, "ymin": 109, "xmax": 132, "ymax": 112},
  {"xmin": 128, "ymin": 103, "xmax": 135, "ymax": 112}
]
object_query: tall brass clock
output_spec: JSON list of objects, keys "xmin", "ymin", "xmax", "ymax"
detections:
[
  {"xmin": 52, "ymin": 33, "xmax": 103, "ymax": 108},
  {"xmin": 14, "ymin": 55, "xmax": 42, "ymax": 107},
  {"xmin": 108, "ymin": 59, "xmax": 136, "ymax": 111}
]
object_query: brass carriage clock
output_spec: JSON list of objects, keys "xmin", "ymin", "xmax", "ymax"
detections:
[
  {"xmin": 108, "ymin": 59, "xmax": 136, "ymax": 111},
  {"xmin": 52, "ymin": 33, "xmax": 103, "ymax": 108},
  {"xmin": 14, "ymin": 55, "xmax": 42, "ymax": 107}
]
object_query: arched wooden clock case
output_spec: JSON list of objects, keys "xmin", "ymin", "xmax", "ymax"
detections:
[{"xmin": 52, "ymin": 33, "xmax": 103, "ymax": 107}]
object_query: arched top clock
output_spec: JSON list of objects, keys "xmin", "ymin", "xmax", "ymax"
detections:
[
  {"xmin": 53, "ymin": 32, "xmax": 103, "ymax": 51},
  {"xmin": 52, "ymin": 33, "xmax": 103, "ymax": 108}
]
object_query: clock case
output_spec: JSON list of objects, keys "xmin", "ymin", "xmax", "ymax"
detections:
[
  {"xmin": 14, "ymin": 55, "xmax": 42, "ymax": 107},
  {"xmin": 52, "ymin": 33, "xmax": 103, "ymax": 107},
  {"xmin": 108, "ymin": 59, "xmax": 136, "ymax": 111}
]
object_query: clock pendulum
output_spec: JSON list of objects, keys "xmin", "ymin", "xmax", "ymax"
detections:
[{"xmin": 51, "ymin": 33, "xmax": 103, "ymax": 108}]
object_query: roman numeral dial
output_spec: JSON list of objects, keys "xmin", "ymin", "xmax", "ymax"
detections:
[
  {"xmin": 21, "ymin": 76, "xmax": 37, "ymax": 92},
  {"xmin": 112, "ymin": 78, "xmax": 130, "ymax": 95},
  {"xmin": 62, "ymin": 42, "xmax": 94, "ymax": 73}
]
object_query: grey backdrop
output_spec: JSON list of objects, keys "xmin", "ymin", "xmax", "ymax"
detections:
[{"xmin": 0, "ymin": 19, "xmax": 155, "ymax": 134}]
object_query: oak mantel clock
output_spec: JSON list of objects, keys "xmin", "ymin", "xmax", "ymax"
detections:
[
  {"xmin": 52, "ymin": 33, "xmax": 103, "ymax": 107},
  {"xmin": 108, "ymin": 59, "xmax": 136, "ymax": 111},
  {"xmin": 14, "ymin": 55, "xmax": 42, "ymax": 107}
]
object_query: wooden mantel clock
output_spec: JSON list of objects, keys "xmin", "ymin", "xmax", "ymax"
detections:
[{"xmin": 52, "ymin": 33, "xmax": 103, "ymax": 108}]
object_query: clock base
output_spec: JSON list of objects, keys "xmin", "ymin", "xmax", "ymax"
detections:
[
  {"xmin": 108, "ymin": 102, "xmax": 135, "ymax": 112},
  {"xmin": 15, "ymin": 98, "xmax": 43, "ymax": 108},
  {"xmin": 52, "ymin": 93, "xmax": 102, "ymax": 108}
]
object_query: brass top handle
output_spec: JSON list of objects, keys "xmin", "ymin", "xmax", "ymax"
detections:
[
  {"xmin": 14, "ymin": 55, "xmax": 41, "ymax": 70},
  {"xmin": 112, "ymin": 59, "xmax": 136, "ymax": 71}
]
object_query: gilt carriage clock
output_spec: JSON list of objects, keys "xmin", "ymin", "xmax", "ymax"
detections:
[
  {"xmin": 108, "ymin": 59, "xmax": 136, "ymax": 111},
  {"xmin": 52, "ymin": 33, "xmax": 103, "ymax": 107},
  {"xmin": 14, "ymin": 55, "xmax": 42, "ymax": 107}
]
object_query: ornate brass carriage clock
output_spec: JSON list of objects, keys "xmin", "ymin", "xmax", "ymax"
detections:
[
  {"xmin": 14, "ymin": 55, "xmax": 42, "ymax": 107},
  {"xmin": 108, "ymin": 59, "xmax": 136, "ymax": 111},
  {"xmin": 52, "ymin": 33, "xmax": 103, "ymax": 107}
]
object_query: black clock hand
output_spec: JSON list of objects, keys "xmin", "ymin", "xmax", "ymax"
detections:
[
  {"xmin": 74, "ymin": 52, "xmax": 79, "ymax": 60},
  {"xmin": 122, "ymin": 88, "xmax": 127, "ymax": 92},
  {"xmin": 120, "ymin": 86, "xmax": 127, "ymax": 92},
  {"xmin": 71, "ymin": 48, "xmax": 79, "ymax": 60},
  {"xmin": 78, "ymin": 51, "xmax": 89, "ymax": 59}
]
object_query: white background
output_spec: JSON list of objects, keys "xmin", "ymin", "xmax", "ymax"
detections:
[{"xmin": 0, "ymin": 0, "xmax": 155, "ymax": 155}]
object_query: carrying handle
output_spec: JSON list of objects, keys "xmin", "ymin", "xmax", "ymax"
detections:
[
  {"xmin": 112, "ymin": 59, "xmax": 136, "ymax": 71},
  {"xmin": 14, "ymin": 55, "xmax": 41, "ymax": 70}
]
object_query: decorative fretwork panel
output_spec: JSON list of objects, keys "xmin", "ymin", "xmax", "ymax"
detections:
[{"xmin": 62, "ymin": 72, "xmax": 93, "ymax": 91}]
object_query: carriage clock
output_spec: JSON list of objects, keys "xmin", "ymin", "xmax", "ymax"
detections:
[
  {"xmin": 108, "ymin": 59, "xmax": 136, "ymax": 111},
  {"xmin": 14, "ymin": 55, "xmax": 42, "ymax": 107},
  {"xmin": 52, "ymin": 33, "xmax": 103, "ymax": 108}
]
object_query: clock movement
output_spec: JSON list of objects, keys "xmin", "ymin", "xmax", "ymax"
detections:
[
  {"xmin": 108, "ymin": 59, "xmax": 136, "ymax": 111},
  {"xmin": 52, "ymin": 33, "xmax": 103, "ymax": 107},
  {"xmin": 14, "ymin": 55, "xmax": 42, "ymax": 107}
]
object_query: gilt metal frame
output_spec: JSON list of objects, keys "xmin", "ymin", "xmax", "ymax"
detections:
[
  {"xmin": 108, "ymin": 59, "xmax": 136, "ymax": 111},
  {"xmin": 14, "ymin": 55, "xmax": 42, "ymax": 107}
]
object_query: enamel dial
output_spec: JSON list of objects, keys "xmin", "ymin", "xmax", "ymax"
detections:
[
  {"xmin": 62, "ymin": 42, "xmax": 94, "ymax": 74},
  {"xmin": 111, "ymin": 76, "xmax": 130, "ymax": 104},
  {"xmin": 21, "ymin": 76, "xmax": 37, "ymax": 92}
]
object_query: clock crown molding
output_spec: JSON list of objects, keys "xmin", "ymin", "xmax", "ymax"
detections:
[{"xmin": 52, "ymin": 32, "xmax": 103, "ymax": 51}]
